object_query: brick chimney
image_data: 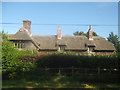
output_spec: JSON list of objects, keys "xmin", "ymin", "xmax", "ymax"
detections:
[
  {"xmin": 23, "ymin": 20, "xmax": 31, "ymax": 34},
  {"xmin": 57, "ymin": 27, "xmax": 62, "ymax": 39},
  {"xmin": 88, "ymin": 25, "xmax": 93, "ymax": 40}
]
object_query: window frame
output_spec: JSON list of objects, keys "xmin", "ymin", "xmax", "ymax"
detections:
[
  {"xmin": 58, "ymin": 45, "xmax": 66, "ymax": 51},
  {"xmin": 88, "ymin": 46, "xmax": 94, "ymax": 53},
  {"xmin": 14, "ymin": 41, "xmax": 25, "ymax": 49}
]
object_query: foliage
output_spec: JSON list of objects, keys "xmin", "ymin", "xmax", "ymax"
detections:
[
  {"xmin": 107, "ymin": 32, "xmax": 120, "ymax": 52},
  {"xmin": 2, "ymin": 31, "xmax": 21, "ymax": 71},
  {"xmin": 21, "ymin": 54, "xmax": 42, "ymax": 63},
  {"xmin": 92, "ymin": 32, "xmax": 98, "ymax": 36},
  {"xmin": 73, "ymin": 31, "xmax": 87, "ymax": 36},
  {"xmin": 36, "ymin": 52, "xmax": 119, "ymax": 69},
  {"xmin": 73, "ymin": 31, "xmax": 98, "ymax": 36},
  {"xmin": 1, "ymin": 31, "xmax": 35, "ymax": 79}
]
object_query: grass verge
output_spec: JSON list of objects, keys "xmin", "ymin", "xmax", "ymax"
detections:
[{"xmin": 2, "ymin": 76, "xmax": 120, "ymax": 89}]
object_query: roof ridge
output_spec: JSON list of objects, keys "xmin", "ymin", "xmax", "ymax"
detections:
[
  {"xmin": 33, "ymin": 35, "xmax": 56, "ymax": 36},
  {"xmin": 33, "ymin": 35, "xmax": 87, "ymax": 37},
  {"xmin": 93, "ymin": 36, "xmax": 104, "ymax": 38}
]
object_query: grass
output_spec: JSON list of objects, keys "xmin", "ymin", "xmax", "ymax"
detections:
[{"xmin": 2, "ymin": 76, "xmax": 120, "ymax": 89}]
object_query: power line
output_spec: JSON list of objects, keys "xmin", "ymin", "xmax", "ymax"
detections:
[
  {"xmin": 0, "ymin": 23, "xmax": 22, "ymax": 24},
  {"xmin": 0, "ymin": 23, "xmax": 118, "ymax": 26}
]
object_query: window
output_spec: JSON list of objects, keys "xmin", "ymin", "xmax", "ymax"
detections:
[
  {"xmin": 14, "ymin": 42, "xmax": 25, "ymax": 49},
  {"xmin": 14, "ymin": 43, "xmax": 17, "ymax": 47},
  {"xmin": 18, "ymin": 43, "xmax": 21, "ymax": 48},
  {"xmin": 58, "ymin": 45, "xmax": 66, "ymax": 51},
  {"xmin": 21, "ymin": 43, "xmax": 25, "ymax": 48},
  {"xmin": 89, "ymin": 47, "xmax": 93, "ymax": 52},
  {"xmin": 88, "ymin": 47, "xmax": 94, "ymax": 52}
]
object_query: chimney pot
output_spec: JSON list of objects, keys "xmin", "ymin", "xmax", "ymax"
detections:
[
  {"xmin": 88, "ymin": 25, "xmax": 93, "ymax": 40},
  {"xmin": 89, "ymin": 25, "xmax": 92, "ymax": 30},
  {"xmin": 57, "ymin": 27, "xmax": 62, "ymax": 39},
  {"xmin": 23, "ymin": 20, "xmax": 31, "ymax": 34}
]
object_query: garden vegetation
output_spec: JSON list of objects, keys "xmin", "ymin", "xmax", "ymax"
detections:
[
  {"xmin": 1, "ymin": 31, "xmax": 37, "ymax": 79},
  {"xmin": 1, "ymin": 31, "xmax": 120, "ymax": 88}
]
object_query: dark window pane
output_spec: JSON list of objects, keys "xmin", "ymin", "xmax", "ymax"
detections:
[
  {"xmin": 21, "ymin": 43, "xmax": 25, "ymax": 48},
  {"xmin": 60, "ymin": 46, "xmax": 65, "ymax": 51},
  {"xmin": 18, "ymin": 43, "xmax": 21, "ymax": 48}
]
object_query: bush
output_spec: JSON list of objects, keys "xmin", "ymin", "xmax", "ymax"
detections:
[
  {"xmin": 36, "ymin": 52, "xmax": 119, "ymax": 69},
  {"xmin": 21, "ymin": 54, "xmax": 42, "ymax": 63},
  {"xmin": 1, "ymin": 32, "xmax": 35, "ymax": 79}
]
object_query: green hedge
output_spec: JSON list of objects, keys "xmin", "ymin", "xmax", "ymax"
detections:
[{"xmin": 36, "ymin": 52, "xmax": 119, "ymax": 69}]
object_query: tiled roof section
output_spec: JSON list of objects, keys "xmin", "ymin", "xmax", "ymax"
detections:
[{"xmin": 9, "ymin": 28, "xmax": 32, "ymax": 40}]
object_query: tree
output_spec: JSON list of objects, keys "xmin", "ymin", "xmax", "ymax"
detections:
[
  {"xmin": 93, "ymin": 32, "xmax": 98, "ymax": 36},
  {"xmin": 1, "ymin": 31, "xmax": 22, "ymax": 73},
  {"xmin": 107, "ymin": 32, "xmax": 120, "ymax": 52},
  {"xmin": 86, "ymin": 31, "xmax": 98, "ymax": 36},
  {"xmin": 1, "ymin": 31, "xmax": 37, "ymax": 79},
  {"xmin": 1, "ymin": 31, "xmax": 29, "ymax": 79},
  {"xmin": 73, "ymin": 31, "xmax": 86, "ymax": 36},
  {"xmin": 73, "ymin": 31, "xmax": 98, "ymax": 36}
]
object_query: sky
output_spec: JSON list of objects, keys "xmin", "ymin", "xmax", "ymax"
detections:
[{"xmin": 2, "ymin": 2, "xmax": 118, "ymax": 39}]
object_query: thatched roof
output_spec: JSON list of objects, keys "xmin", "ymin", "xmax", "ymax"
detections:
[
  {"xmin": 8, "ymin": 30, "xmax": 116, "ymax": 51},
  {"xmin": 9, "ymin": 28, "xmax": 32, "ymax": 40},
  {"xmin": 92, "ymin": 37, "xmax": 115, "ymax": 51},
  {"xmin": 32, "ymin": 35, "xmax": 115, "ymax": 51},
  {"xmin": 33, "ymin": 35, "xmax": 57, "ymax": 50},
  {"xmin": 56, "ymin": 36, "xmax": 88, "ymax": 50},
  {"xmin": 9, "ymin": 28, "xmax": 40, "ymax": 48}
]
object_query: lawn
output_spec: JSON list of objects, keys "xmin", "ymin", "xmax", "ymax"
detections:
[{"xmin": 2, "ymin": 76, "xmax": 120, "ymax": 89}]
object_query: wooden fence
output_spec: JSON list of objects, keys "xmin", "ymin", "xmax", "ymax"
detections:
[
  {"xmin": 3, "ymin": 66, "xmax": 119, "ymax": 76},
  {"xmin": 36, "ymin": 67, "xmax": 119, "ymax": 76}
]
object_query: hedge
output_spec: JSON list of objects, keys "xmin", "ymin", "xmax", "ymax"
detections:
[{"xmin": 21, "ymin": 52, "xmax": 119, "ymax": 69}]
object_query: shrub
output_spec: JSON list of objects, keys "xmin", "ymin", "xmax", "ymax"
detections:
[
  {"xmin": 1, "ymin": 32, "xmax": 35, "ymax": 79},
  {"xmin": 36, "ymin": 52, "xmax": 119, "ymax": 69},
  {"xmin": 21, "ymin": 54, "xmax": 43, "ymax": 63}
]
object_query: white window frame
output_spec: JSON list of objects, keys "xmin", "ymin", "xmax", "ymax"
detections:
[{"xmin": 14, "ymin": 42, "xmax": 25, "ymax": 49}]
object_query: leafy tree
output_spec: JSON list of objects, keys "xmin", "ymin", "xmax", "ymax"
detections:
[
  {"xmin": 107, "ymin": 32, "xmax": 120, "ymax": 52},
  {"xmin": 1, "ymin": 31, "xmax": 35, "ymax": 79},
  {"xmin": 92, "ymin": 32, "xmax": 98, "ymax": 36},
  {"xmin": 73, "ymin": 31, "xmax": 79, "ymax": 35},
  {"xmin": 73, "ymin": 31, "xmax": 98, "ymax": 36},
  {"xmin": 73, "ymin": 31, "xmax": 86, "ymax": 36},
  {"xmin": 1, "ymin": 31, "xmax": 22, "ymax": 78}
]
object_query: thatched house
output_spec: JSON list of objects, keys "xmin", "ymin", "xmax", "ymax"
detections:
[{"xmin": 8, "ymin": 20, "xmax": 115, "ymax": 55}]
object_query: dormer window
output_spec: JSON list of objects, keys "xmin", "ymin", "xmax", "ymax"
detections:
[
  {"xmin": 85, "ymin": 43, "xmax": 95, "ymax": 53},
  {"xmin": 88, "ymin": 47, "xmax": 94, "ymax": 52},
  {"xmin": 58, "ymin": 45, "xmax": 66, "ymax": 51}
]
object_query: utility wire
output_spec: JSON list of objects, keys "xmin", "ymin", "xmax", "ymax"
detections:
[{"xmin": 0, "ymin": 23, "xmax": 118, "ymax": 26}]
